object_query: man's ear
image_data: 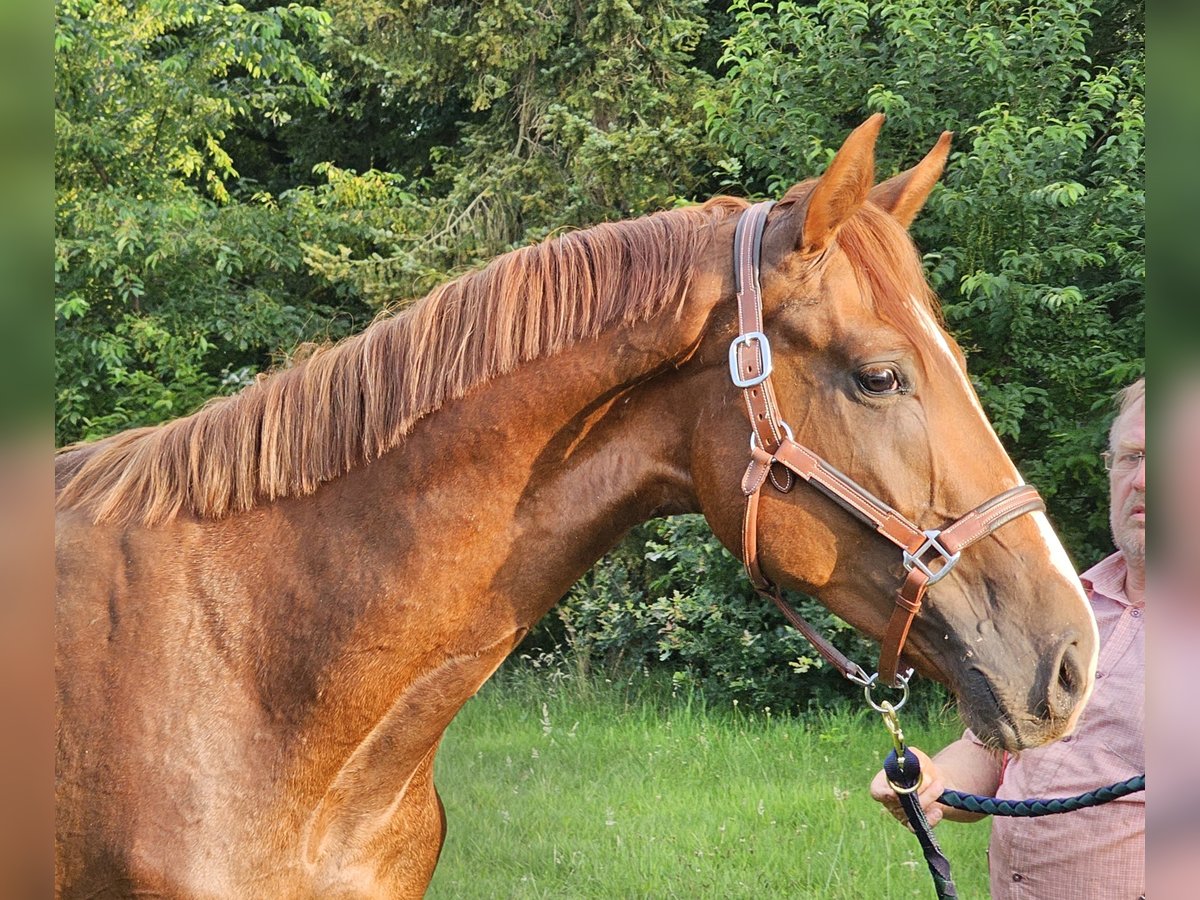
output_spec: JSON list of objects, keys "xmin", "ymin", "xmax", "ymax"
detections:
[
  {"xmin": 798, "ymin": 113, "xmax": 884, "ymax": 257},
  {"xmin": 868, "ymin": 131, "xmax": 953, "ymax": 228}
]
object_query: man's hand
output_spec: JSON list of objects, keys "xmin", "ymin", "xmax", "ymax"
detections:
[
  {"xmin": 869, "ymin": 737, "xmax": 1000, "ymax": 826},
  {"xmin": 870, "ymin": 745, "xmax": 949, "ymax": 828}
]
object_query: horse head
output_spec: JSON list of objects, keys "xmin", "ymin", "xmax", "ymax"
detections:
[{"xmin": 686, "ymin": 115, "xmax": 1098, "ymax": 751}]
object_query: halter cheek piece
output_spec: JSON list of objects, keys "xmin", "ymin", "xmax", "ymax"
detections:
[{"xmin": 731, "ymin": 201, "xmax": 1045, "ymax": 688}]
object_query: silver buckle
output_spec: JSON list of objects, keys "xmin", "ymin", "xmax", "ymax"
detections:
[
  {"xmin": 903, "ymin": 529, "xmax": 961, "ymax": 585},
  {"xmin": 729, "ymin": 331, "xmax": 773, "ymax": 388}
]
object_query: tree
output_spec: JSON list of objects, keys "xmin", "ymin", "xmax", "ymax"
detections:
[
  {"xmin": 55, "ymin": 0, "xmax": 733, "ymax": 443},
  {"xmin": 55, "ymin": 0, "xmax": 364, "ymax": 442},
  {"xmin": 704, "ymin": 0, "xmax": 1144, "ymax": 561},
  {"xmin": 285, "ymin": 0, "xmax": 733, "ymax": 300}
]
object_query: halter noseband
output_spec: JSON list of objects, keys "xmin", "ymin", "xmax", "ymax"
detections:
[{"xmin": 731, "ymin": 201, "xmax": 1045, "ymax": 688}]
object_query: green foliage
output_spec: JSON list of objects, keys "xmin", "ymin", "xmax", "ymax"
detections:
[
  {"xmin": 56, "ymin": 0, "xmax": 332, "ymax": 202},
  {"xmin": 55, "ymin": 0, "xmax": 731, "ymax": 443},
  {"xmin": 56, "ymin": 0, "xmax": 344, "ymax": 441},
  {"xmin": 705, "ymin": 0, "xmax": 1144, "ymax": 563},
  {"xmin": 541, "ymin": 515, "xmax": 944, "ymax": 711},
  {"xmin": 292, "ymin": 0, "xmax": 730, "ymax": 290}
]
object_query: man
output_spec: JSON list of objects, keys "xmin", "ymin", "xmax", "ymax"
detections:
[{"xmin": 870, "ymin": 378, "xmax": 1145, "ymax": 899}]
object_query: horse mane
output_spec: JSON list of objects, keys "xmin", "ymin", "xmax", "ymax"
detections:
[
  {"xmin": 57, "ymin": 188, "xmax": 957, "ymax": 528},
  {"xmin": 56, "ymin": 197, "xmax": 748, "ymax": 526}
]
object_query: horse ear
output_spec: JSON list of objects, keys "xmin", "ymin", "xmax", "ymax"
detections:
[
  {"xmin": 868, "ymin": 131, "xmax": 953, "ymax": 228},
  {"xmin": 798, "ymin": 113, "xmax": 884, "ymax": 256}
]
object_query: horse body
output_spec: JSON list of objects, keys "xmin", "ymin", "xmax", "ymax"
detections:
[
  {"xmin": 56, "ymin": 117, "xmax": 1098, "ymax": 897},
  {"xmin": 55, "ymin": 299, "xmax": 725, "ymax": 896}
]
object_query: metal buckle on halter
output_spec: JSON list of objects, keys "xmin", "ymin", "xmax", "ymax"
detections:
[
  {"xmin": 729, "ymin": 331, "xmax": 773, "ymax": 388},
  {"xmin": 903, "ymin": 529, "xmax": 962, "ymax": 585}
]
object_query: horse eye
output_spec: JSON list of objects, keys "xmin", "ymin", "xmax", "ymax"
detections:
[{"xmin": 856, "ymin": 365, "xmax": 903, "ymax": 395}]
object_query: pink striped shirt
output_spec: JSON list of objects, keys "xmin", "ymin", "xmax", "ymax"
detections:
[{"xmin": 969, "ymin": 551, "xmax": 1145, "ymax": 899}]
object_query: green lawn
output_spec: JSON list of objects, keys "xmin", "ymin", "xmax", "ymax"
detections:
[{"xmin": 428, "ymin": 672, "xmax": 991, "ymax": 899}]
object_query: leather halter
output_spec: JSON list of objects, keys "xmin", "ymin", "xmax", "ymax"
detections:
[{"xmin": 731, "ymin": 201, "xmax": 1046, "ymax": 687}]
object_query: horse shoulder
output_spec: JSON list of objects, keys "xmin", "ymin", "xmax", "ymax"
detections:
[{"xmin": 302, "ymin": 626, "xmax": 526, "ymax": 892}]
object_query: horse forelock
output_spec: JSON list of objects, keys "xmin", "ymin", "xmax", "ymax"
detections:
[
  {"xmin": 56, "ymin": 199, "xmax": 746, "ymax": 526},
  {"xmin": 834, "ymin": 204, "xmax": 966, "ymax": 376},
  {"xmin": 778, "ymin": 184, "xmax": 962, "ymax": 376}
]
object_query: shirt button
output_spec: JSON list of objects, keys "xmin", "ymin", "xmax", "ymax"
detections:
[
  {"xmin": 1012, "ymin": 873, "xmax": 1024, "ymax": 882},
  {"xmin": 1096, "ymin": 671, "xmax": 1105, "ymax": 679},
  {"xmin": 1131, "ymin": 608, "xmax": 1142, "ymax": 618}
]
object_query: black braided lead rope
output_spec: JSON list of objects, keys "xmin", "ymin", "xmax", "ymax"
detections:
[
  {"xmin": 939, "ymin": 774, "xmax": 1145, "ymax": 817},
  {"xmin": 868, "ymin": 685, "xmax": 1142, "ymax": 897},
  {"xmin": 883, "ymin": 746, "xmax": 1144, "ymax": 899}
]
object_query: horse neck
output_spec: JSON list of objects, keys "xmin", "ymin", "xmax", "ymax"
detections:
[{"xmin": 236, "ymin": 311, "xmax": 712, "ymax": 749}]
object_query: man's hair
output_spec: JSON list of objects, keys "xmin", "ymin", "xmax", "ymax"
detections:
[{"xmin": 1109, "ymin": 376, "xmax": 1146, "ymax": 451}]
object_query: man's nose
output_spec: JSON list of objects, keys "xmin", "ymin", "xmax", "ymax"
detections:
[{"xmin": 1132, "ymin": 454, "xmax": 1146, "ymax": 490}]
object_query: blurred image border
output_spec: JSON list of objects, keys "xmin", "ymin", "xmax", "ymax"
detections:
[
  {"xmin": 0, "ymin": 0, "xmax": 54, "ymax": 894},
  {"xmin": 1148, "ymin": 2, "xmax": 1199, "ymax": 897}
]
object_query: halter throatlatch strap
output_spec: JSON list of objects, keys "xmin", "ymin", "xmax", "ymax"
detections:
[{"xmin": 730, "ymin": 200, "xmax": 1046, "ymax": 686}]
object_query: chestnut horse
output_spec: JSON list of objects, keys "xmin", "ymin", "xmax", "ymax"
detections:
[{"xmin": 56, "ymin": 116, "xmax": 1097, "ymax": 898}]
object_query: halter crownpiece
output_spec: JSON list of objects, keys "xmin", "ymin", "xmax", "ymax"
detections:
[{"xmin": 730, "ymin": 201, "xmax": 1046, "ymax": 687}]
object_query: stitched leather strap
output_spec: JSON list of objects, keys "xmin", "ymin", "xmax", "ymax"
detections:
[
  {"xmin": 939, "ymin": 484, "xmax": 1045, "ymax": 555},
  {"xmin": 769, "ymin": 438, "xmax": 928, "ymax": 551},
  {"xmin": 878, "ymin": 567, "xmax": 931, "ymax": 688},
  {"xmin": 732, "ymin": 202, "xmax": 788, "ymax": 454},
  {"xmin": 874, "ymin": 485, "xmax": 1045, "ymax": 682}
]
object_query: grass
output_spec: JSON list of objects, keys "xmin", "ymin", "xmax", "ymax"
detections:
[{"xmin": 427, "ymin": 670, "xmax": 991, "ymax": 899}]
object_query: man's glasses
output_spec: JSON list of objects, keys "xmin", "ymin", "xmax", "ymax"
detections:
[{"xmin": 1101, "ymin": 450, "xmax": 1145, "ymax": 473}]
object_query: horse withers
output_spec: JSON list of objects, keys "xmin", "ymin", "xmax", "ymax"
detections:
[{"xmin": 56, "ymin": 115, "xmax": 1097, "ymax": 897}]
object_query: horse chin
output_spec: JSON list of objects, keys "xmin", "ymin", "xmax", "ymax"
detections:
[{"xmin": 954, "ymin": 667, "xmax": 1071, "ymax": 753}]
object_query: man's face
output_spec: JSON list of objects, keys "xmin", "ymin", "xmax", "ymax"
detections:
[{"xmin": 1109, "ymin": 396, "xmax": 1146, "ymax": 564}]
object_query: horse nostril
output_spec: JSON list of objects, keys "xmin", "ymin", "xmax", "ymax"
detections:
[
  {"xmin": 1046, "ymin": 637, "xmax": 1085, "ymax": 722},
  {"xmin": 1058, "ymin": 649, "xmax": 1078, "ymax": 696}
]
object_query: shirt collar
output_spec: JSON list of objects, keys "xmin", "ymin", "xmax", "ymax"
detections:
[{"xmin": 1080, "ymin": 551, "xmax": 1134, "ymax": 607}]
